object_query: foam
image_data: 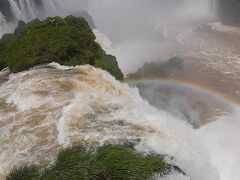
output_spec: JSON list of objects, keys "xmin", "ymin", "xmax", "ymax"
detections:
[{"xmin": 1, "ymin": 64, "xmax": 240, "ymax": 179}]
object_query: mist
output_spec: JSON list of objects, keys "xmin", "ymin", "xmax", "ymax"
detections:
[
  {"xmin": 0, "ymin": 0, "xmax": 217, "ymax": 74},
  {"xmin": 34, "ymin": 0, "xmax": 217, "ymax": 74},
  {"xmin": 83, "ymin": 0, "xmax": 217, "ymax": 73},
  {"xmin": 1, "ymin": 1, "xmax": 240, "ymax": 179}
]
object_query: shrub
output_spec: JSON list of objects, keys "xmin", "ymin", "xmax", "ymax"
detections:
[{"xmin": 0, "ymin": 16, "xmax": 123, "ymax": 80}]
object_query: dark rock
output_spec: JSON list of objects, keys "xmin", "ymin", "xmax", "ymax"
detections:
[
  {"xmin": 71, "ymin": 11, "xmax": 96, "ymax": 29},
  {"xmin": 0, "ymin": 0, "xmax": 44, "ymax": 23},
  {"xmin": 218, "ymin": 0, "xmax": 240, "ymax": 25},
  {"xmin": 127, "ymin": 57, "xmax": 184, "ymax": 78},
  {"xmin": 193, "ymin": 24, "xmax": 214, "ymax": 34},
  {"xmin": 0, "ymin": 0, "xmax": 14, "ymax": 22}
]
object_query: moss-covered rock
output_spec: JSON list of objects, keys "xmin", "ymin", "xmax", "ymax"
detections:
[
  {"xmin": 127, "ymin": 57, "xmax": 184, "ymax": 79},
  {"xmin": 97, "ymin": 54, "xmax": 124, "ymax": 81},
  {"xmin": 71, "ymin": 11, "xmax": 97, "ymax": 29},
  {"xmin": 6, "ymin": 144, "xmax": 173, "ymax": 180},
  {"xmin": 0, "ymin": 16, "xmax": 123, "ymax": 80}
]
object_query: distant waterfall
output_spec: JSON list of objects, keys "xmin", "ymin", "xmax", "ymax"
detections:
[
  {"xmin": 0, "ymin": 0, "xmax": 218, "ymax": 37},
  {"xmin": 0, "ymin": 0, "xmax": 90, "ymax": 37},
  {"xmin": 179, "ymin": 0, "xmax": 218, "ymax": 19},
  {"xmin": 0, "ymin": 0, "xmax": 62, "ymax": 36},
  {"xmin": 0, "ymin": 0, "xmax": 61, "ymax": 21}
]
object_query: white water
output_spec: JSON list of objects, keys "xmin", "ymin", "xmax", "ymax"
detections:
[
  {"xmin": 0, "ymin": 64, "xmax": 239, "ymax": 180},
  {"xmin": 180, "ymin": 0, "xmax": 217, "ymax": 18},
  {"xmin": 0, "ymin": 0, "xmax": 60, "ymax": 36},
  {"xmin": 0, "ymin": 0, "xmax": 217, "ymax": 37},
  {"xmin": 1, "ymin": 1, "xmax": 240, "ymax": 180}
]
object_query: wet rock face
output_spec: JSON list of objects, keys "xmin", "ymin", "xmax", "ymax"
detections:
[
  {"xmin": 71, "ymin": 11, "xmax": 96, "ymax": 29},
  {"xmin": 218, "ymin": 0, "xmax": 240, "ymax": 25},
  {"xmin": 0, "ymin": 0, "xmax": 44, "ymax": 22},
  {"xmin": 0, "ymin": 0, "xmax": 14, "ymax": 22},
  {"xmin": 127, "ymin": 57, "xmax": 184, "ymax": 78}
]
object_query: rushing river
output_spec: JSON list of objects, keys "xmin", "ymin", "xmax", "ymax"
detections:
[
  {"xmin": 0, "ymin": 63, "xmax": 239, "ymax": 180},
  {"xmin": 1, "ymin": 0, "xmax": 240, "ymax": 180}
]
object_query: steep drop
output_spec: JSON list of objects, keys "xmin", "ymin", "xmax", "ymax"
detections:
[{"xmin": 1, "ymin": 64, "xmax": 239, "ymax": 180}]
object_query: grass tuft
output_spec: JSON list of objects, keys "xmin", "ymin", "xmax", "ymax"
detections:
[
  {"xmin": 6, "ymin": 164, "xmax": 40, "ymax": 180},
  {"xmin": 6, "ymin": 144, "xmax": 172, "ymax": 180}
]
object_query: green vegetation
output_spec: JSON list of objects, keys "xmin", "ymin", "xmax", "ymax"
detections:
[
  {"xmin": 96, "ymin": 55, "xmax": 124, "ymax": 81},
  {"xmin": 127, "ymin": 57, "xmax": 184, "ymax": 79},
  {"xmin": 0, "ymin": 16, "xmax": 123, "ymax": 80},
  {"xmin": 6, "ymin": 144, "xmax": 171, "ymax": 180},
  {"xmin": 6, "ymin": 165, "xmax": 40, "ymax": 180}
]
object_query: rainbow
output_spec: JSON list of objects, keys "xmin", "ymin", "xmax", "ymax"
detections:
[{"xmin": 125, "ymin": 77, "xmax": 240, "ymax": 108}]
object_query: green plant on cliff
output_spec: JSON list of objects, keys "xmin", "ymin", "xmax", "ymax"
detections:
[
  {"xmin": 0, "ymin": 16, "xmax": 123, "ymax": 80},
  {"xmin": 6, "ymin": 144, "xmax": 171, "ymax": 180},
  {"xmin": 6, "ymin": 165, "xmax": 40, "ymax": 180}
]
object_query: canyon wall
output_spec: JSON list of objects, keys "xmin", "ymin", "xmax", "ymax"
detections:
[{"xmin": 218, "ymin": 0, "xmax": 240, "ymax": 25}]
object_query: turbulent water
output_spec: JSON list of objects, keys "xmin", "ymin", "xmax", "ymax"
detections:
[
  {"xmin": 1, "ymin": 0, "xmax": 240, "ymax": 180},
  {"xmin": 0, "ymin": 64, "xmax": 239, "ymax": 180}
]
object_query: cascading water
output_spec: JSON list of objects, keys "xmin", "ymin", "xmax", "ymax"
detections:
[
  {"xmin": 1, "ymin": 0, "xmax": 240, "ymax": 180},
  {"xmin": 181, "ymin": 0, "xmax": 217, "ymax": 18},
  {"xmin": 0, "ymin": 0, "xmax": 218, "ymax": 37},
  {"xmin": 0, "ymin": 63, "xmax": 239, "ymax": 180},
  {"xmin": 0, "ymin": 0, "xmax": 64, "ymax": 36}
]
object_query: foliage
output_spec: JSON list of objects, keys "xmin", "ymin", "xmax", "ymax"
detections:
[
  {"xmin": 127, "ymin": 57, "xmax": 184, "ymax": 79},
  {"xmin": 94, "ymin": 144, "xmax": 168, "ymax": 180},
  {"xmin": 96, "ymin": 55, "xmax": 124, "ymax": 81},
  {"xmin": 6, "ymin": 165, "xmax": 40, "ymax": 180},
  {"xmin": 0, "ymin": 16, "xmax": 123, "ymax": 80},
  {"xmin": 6, "ymin": 144, "xmax": 170, "ymax": 180}
]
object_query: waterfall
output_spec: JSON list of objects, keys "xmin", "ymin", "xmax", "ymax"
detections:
[
  {"xmin": 0, "ymin": 0, "xmax": 218, "ymax": 37},
  {"xmin": 0, "ymin": 0, "xmax": 61, "ymax": 36},
  {"xmin": 178, "ymin": 0, "xmax": 217, "ymax": 20},
  {"xmin": 1, "ymin": 1, "xmax": 240, "ymax": 180}
]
